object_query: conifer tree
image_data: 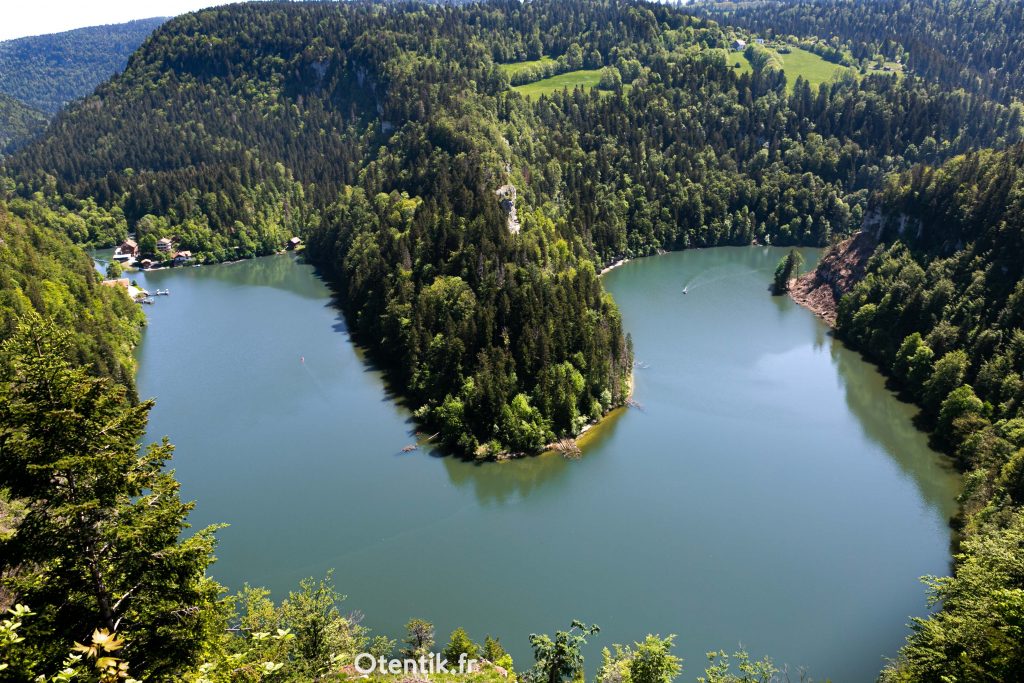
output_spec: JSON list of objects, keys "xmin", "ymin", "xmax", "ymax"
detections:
[{"xmin": 0, "ymin": 316, "xmax": 224, "ymax": 679}]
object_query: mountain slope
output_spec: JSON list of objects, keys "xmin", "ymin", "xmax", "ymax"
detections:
[
  {"xmin": 0, "ymin": 93, "xmax": 46, "ymax": 154},
  {"xmin": 821, "ymin": 144, "xmax": 1024, "ymax": 681},
  {"xmin": 0, "ymin": 201, "xmax": 145, "ymax": 390},
  {"xmin": 0, "ymin": 17, "xmax": 165, "ymax": 114}
]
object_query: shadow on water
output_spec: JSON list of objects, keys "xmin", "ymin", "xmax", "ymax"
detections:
[
  {"xmin": 140, "ymin": 253, "xmax": 328, "ymax": 300},
  {"xmin": 830, "ymin": 336, "xmax": 961, "ymax": 535},
  {"xmin": 438, "ymin": 408, "xmax": 630, "ymax": 505},
  {"xmin": 441, "ymin": 452, "xmax": 573, "ymax": 505}
]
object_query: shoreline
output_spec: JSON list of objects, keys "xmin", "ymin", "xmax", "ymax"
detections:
[
  {"xmin": 787, "ymin": 231, "xmax": 875, "ymax": 326},
  {"xmin": 126, "ymin": 243, "xmax": 829, "ymax": 464},
  {"xmin": 598, "ymin": 258, "xmax": 630, "ymax": 276},
  {"xmin": 788, "ymin": 273, "xmax": 839, "ymax": 325},
  {"xmin": 539, "ymin": 367, "xmax": 634, "ymax": 460}
]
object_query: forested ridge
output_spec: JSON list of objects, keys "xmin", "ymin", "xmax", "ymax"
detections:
[
  {"xmin": 806, "ymin": 144, "xmax": 1024, "ymax": 680},
  {"xmin": 0, "ymin": 18, "xmax": 164, "ymax": 154},
  {"xmin": 0, "ymin": 18, "xmax": 166, "ymax": 115},
  {"xmin": 696, "ymin": 0, "xmax": 1024, "ymax": 104},
  {"xmin": 0, "ymin": 95, "xmax": 45, "ymax": 155}
]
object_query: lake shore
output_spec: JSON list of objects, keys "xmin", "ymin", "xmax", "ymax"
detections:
[
  {"xmin": 598, "ymin": 258, "xmax": 630, "ymax": 276},
  {"xmin": 129, "ymin": 247, "xmax": 959, "ymax": 681}
]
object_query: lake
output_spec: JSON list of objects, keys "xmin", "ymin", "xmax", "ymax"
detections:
[{"xmin": 127, "ymin": 247, "xmax": 960, "ymax": 681}]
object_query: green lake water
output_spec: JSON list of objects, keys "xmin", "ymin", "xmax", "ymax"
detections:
[{"xmin": 128, "ymin": 247, "xmax": 960, "ymax": 681}]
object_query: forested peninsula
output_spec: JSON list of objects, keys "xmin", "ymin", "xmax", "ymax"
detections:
[{"xmin": 4, "ymin": 0, "xmax": 1021, "ymax": 458}]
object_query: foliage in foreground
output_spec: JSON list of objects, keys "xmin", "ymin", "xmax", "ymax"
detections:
[{"xmin": 2, "ymin": 602, "xmax": 804, "ymax": 683}]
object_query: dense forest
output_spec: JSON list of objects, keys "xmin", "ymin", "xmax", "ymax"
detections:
[
  {"xmin": 0, "ymin": 18, "xmax": 164, "ymax": 154},
  {"xmin": 0, "ymin": 202, "xmax": 143, "ymax": 389},
  {"xmin": 0, "ymin": 18, "xmax": 166, "ymax": 115},
  {"xmin": 5, "ymin": 0, "xmax": 1024, "ymax": 457},
  {"xmin": 696, "ymin": 0, "xmax": 1024, "ymax": 104},
  {"xmin": 0, "ymin": 94, "xmax": 45, "ymax": 155}
]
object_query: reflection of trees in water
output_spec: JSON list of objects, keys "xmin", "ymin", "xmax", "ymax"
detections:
[
  {"xmin": 145, "ymin": 254, "xmax": 331, "ymax": 300},
  {"xmin": 831, "ymin": 338, "xmax": 960, "ymax": 523},
  {"xmin": 812, "ymin": 320, "xmax": 828, "ymax": 352},
  {"xmin": 440, "ymin": 452, "xmax": 573, "ymax": 505},
  {"xmin": 438, "ymin": 410, "xmax": 629, "ymax": 505}
]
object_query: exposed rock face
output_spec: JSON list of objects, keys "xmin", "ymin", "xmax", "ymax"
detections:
[
  {"xmin": 788, "ymin": 230, "xmax": 876, "ymax": 325},
  {"xmin": 495, "ymin": 184, "xmax": 520, "ymax": 234}
]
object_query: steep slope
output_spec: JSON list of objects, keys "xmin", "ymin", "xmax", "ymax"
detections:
[
  {"xmin": 0, "ymin": 202, "xmax": 145, "ymax": 390},
  {"xmin": 0, "ymin": 93, "xmax": 46, "ymax": 154},
  {"xmin": 0, "ymin": 17, "xmax": 165, "ymax": 114},
  {"xmin": 788, "ymin": 229, "xmax": 875, "ymax": 324},
  {"xmin": 792, "ymin": 145, "xmax": 1024, "ymax": 680}
]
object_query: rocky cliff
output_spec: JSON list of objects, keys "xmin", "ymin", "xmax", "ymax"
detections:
[{"xmin": 788, "ymin": 231, "xmax": 876, "ymax": 325}]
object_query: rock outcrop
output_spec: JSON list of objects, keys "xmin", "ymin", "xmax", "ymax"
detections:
[
  {"xmin": 495, "ymin": 184, "xmax": 520, "ymax": 234},
  {"xmin": 788, "ymin": 230, "xmax": 876, "ymax": 325}
]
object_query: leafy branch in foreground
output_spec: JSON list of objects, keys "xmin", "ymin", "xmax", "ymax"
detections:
[
  {"xmin": 524, "ymin": 620, "xmax": 600, "ymax": 683},
  {"xmin": 1, "ymin": 605, "xmax": 138, "ymax": 683}
]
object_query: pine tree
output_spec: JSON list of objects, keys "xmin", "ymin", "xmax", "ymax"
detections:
[
  {"xmin": 0, "ymin": 315, "xmax": 224, "ymax": 679},
  {"xmin": 772, "ymin": 249, "xmax": 804, "ymax": 295},
  {"xmin": 442, "ymin": 627, "xmax": 479, "ymax": 663}
]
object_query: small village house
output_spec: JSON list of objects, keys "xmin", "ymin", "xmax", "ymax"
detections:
[
  {"xmin": 157, "ymin": 237, "xmax": 174, "ymax": 252},
  {"xmin": 173, "ymin": 250, "xmax": 193, "ymax": 265},
  {"xmin": 732, "ymin": 39, "xmax": 747, "ymax": 51},
  {"xmin": 287, "ymin": 236, "xmax": 302, "ymax": 250},
  {"xmin": 118, "ymin": 238, "xmax": 138, "ymax": 257}
]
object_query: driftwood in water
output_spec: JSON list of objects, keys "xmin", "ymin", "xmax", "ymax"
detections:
[
  {"xmin": 554, "ymin": 438, "xmax": 581, "ymax": 459},
  {"xmin": 401, "ymin": 431, "xmax": 440, "ymax": 453}
]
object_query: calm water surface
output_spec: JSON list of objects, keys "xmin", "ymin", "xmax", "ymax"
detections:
[{"xmin": 130, "ymin": 247, "xmax": 959, "ymax": 681}]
